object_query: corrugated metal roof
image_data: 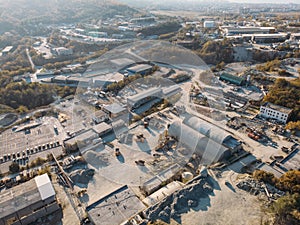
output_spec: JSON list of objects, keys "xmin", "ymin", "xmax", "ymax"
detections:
[
  {"xmin": 183, "ymin": 116, "xmax": 232, "ymax": 145},
  {"xmin": 169, "ymin": 120, "xmax": 230, "ymax": 164}
]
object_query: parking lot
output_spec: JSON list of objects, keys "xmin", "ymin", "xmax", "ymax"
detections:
[{"xmin": 0, "ymin": 117, "xmax": 65, "ymax": 167}]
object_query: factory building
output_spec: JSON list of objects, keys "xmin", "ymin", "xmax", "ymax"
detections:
[{"xmin": 0, "ymin": 174, "xmax": 59, "ymax": 225}]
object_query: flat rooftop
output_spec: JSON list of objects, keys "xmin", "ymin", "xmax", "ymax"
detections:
[
  {"xmin": 92, "ymin": 122, "xmax": 112, "ymax": 135},
  {"xmin": 103, "ymin": 103, "xmax": 126, "ymax": 114},
  {"xmin": 0, "ymin": 174, "xmax": 55, "ymax": 219},
  {"xmin": 262, "ymin": 102, "xmax": 293, "ymax": 114},
  {"xmin": 87, "ymin": 185, "xmax": 146, "ymax": 225},
  {"xmin": 127, "ymin": 64, "xmax": 153, "ymax": 73}
]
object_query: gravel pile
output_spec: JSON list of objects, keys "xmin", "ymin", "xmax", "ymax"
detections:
[
  {"xmin": 83, "ymin": 150, "xmax": 110, "ymax": 168},
  {"xmin": 70, "ymin": 168, "xmax": 95, "ymax": 184}
]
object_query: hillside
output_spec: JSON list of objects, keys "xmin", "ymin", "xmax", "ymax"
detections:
[{"xmin": 0, "ymin": 0, "xmax": 139, "ymax": 34}]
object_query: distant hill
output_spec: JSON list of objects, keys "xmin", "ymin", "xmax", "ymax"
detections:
[{"xmin": 0, "ymin": 0, "xmax": 139, "ymax": 34}]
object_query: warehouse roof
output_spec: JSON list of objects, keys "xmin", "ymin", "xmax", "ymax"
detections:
[
  {"xmin": 126, "ymin": 64, "xmax": 153, "ymax": 73},
  {"xmin": 183, "ymin": 116, "xmax": 232, "ymax": 145},
  {"xmin": 127, "ymin": 87, "xmax": 162, "ymax": 106},
  {"xmin": 103, "ymin": 103, "xmax": 126, "ymax": 114},
  {"xmin": 0, "ymin": 174, "xmax": 55, "ymax": 219},
  {"xmin": 87, "ymin": 185, "xmax": 145, "ymax": 225},
  {"xmin": 92, "ymin": 122, "xmax": 112, "ymax": 135},
  {"xmin": 169, "ymin": 120, "xmax": 230, "ymax": 164},
  {"xmin": 219, "ymin": 73, "xmax": 246, "ymax": 85}
]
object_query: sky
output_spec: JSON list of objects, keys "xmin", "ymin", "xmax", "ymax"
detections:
[{"xmin": 229, "ymin": 0, "xmax": 300, "ymax": 3}]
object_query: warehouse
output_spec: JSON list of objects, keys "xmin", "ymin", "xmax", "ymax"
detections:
[
  {"xmin": 168, "ymin": 120, "xmax": 231, "ymax": 164},
  {"xmin": 219, "ymin": 73, "xmax": 246, "ymax": 86},
  {"xmin": 126, "ymin": 64, "xmax": 153, "ymax": 76},
  {"xmin": 0, "ymin": 174, "xmax": 59, "ymax": 225},
  {"xmin": 87, "ymin": 185, "xmax": 145, "ymax": 225},
  {"xmin": 127, "ymin": 87, "xmax": 162, "ymax": 109},
  {"xmin": 183, "ymin": 116, "xmax": 241, "ymax": 151}
]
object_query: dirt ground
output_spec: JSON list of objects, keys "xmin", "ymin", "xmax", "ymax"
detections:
[{"xmin": 180, "ymin": 170, "xmax": 268, "ymax": 225}]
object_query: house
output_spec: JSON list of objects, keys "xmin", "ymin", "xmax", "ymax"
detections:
[
  {"xmin": 0, "ymin": 174, "xmax": 59, "ymax": 225},
  {"xmin": 259, "ymin": 102, "xmax": 292, "ymax": 124}
]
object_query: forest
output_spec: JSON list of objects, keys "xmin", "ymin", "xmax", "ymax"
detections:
[
  {"xmin": 0, "ymin": 82, "xmax": 75, "ymax": 112},
  {"xmin": 264, "ymin": 78, "xmax": 300, "ymax": 122},
  {"xmin": 253, "ymin": 170, "xmax": 300, "ymax": 225}
]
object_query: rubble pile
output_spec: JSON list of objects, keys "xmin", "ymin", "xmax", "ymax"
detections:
[
  {"xmin": 144, "ymin": 176, "xmax": 214, "ymax": 222},
  {"xmin": 237, "ymin": 178, "xmax": 285, "ymax": 198}
]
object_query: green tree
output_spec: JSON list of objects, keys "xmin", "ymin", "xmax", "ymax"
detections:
[
  {"xmin": 271, "ymin": 194, "xmax": 300, "ymax": 225},
  {"xmin": 9, "ymin": 162, "xmax": 20, "ymax": 173}
]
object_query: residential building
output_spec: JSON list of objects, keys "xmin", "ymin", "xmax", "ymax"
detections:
[
  {"xmin": 0, "ymin": 174, "xmax": 59, "ymax": 225},
  {"xmin": 260, "ymin": 102, "xmax": 292, "ymax": 124}
]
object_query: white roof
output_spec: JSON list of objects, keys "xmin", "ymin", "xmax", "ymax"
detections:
[{"xmin": 34, "ymin": 174, "xmax": 55, "ymax": 200}]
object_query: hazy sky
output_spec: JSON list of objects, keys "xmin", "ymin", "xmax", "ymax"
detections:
[{"xmin": 229, "ymin": 0, "xmax": 300, "ymax": 3}]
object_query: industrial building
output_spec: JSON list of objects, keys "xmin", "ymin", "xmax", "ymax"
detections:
[
  {"xmin": 221, "ymin": 26, "xmax": 276, "ymax": 36},
  {"xmin": 0, "ymin": 174, "xmax": 59, "ymax": 225},
  {"xmin": 126, "ymin": 64, "xmax": 153, "ymax": 76},
  {"xmin": 219, "ymin": 73, "xmax": 246, "ymax": 86},
  {"xmin": 1, "ymin": 46, "xmax": 13, "ymax": 56},
  {"xmin": 53, "ymin": 47, "xmax": 73, "ymax": 56},
  {"xmin": 259, "ymin": 102, "xmax": 292, "ymax": 124},
  {"xmin": 92, "ymin": 110, "xmax": 109, "ymax": 124},
  {"xmin": 87, "ymin": 185, "xmax": 146, "ymax": 225},
  {"xmin": 64, "ymin": 129, "xmax": 99, "ymax": 150},
  {"xmin": 168, "ymin": 116, "xmax": 241, "ymax": 164},
  {"xmin": 204, "ymin": 21, "xmax": 215, "ymax": 28},
  {"xmin": 168, "ymin": 120, "xmax": 231, "ymax": 165},
  {"xmin": 92, "ymin": 122, "xmax": 112, "ymax": 137},
  {"xmin": 127, "ymin": 87, "xmax": 162, "ymax": 109},
  {"xmin": 251, "ymin": 33, "xmax": 287, "ymax": 43},
  {"xmin": 103, "ymin": 103, "xmax": 126, "ymax": 118}
]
